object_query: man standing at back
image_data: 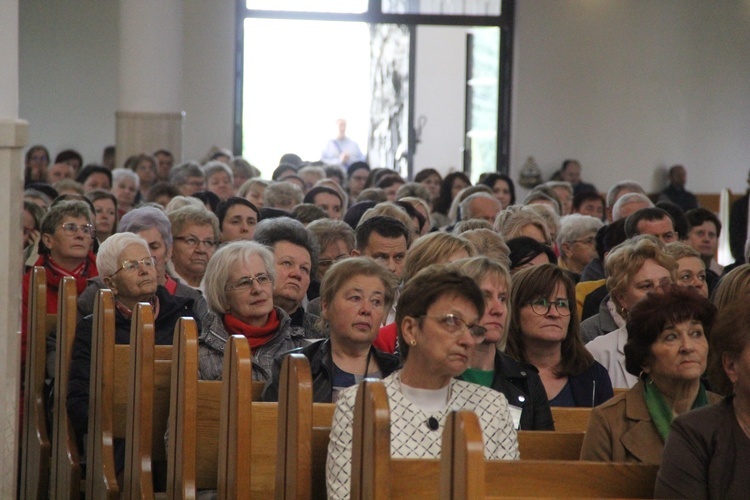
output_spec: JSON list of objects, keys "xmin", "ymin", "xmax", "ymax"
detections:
[
  {"xmin": 321, "ymin": 118, "xmax": 365, "ymax": 168},
  {"xmin": 659, "ymin": 164, "xmax": 698, "ymax": 212}
]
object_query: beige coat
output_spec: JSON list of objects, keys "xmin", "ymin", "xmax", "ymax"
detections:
[{"xmin": 580, "ymin": 380, "xmax": 721, "ymax": 464}]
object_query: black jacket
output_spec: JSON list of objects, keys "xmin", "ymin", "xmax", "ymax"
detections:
[{"xmin": 261, "ymin": 339, "xmax": 400, "ymax": 403}]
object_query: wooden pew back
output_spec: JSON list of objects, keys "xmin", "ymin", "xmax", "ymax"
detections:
[
  {"xmin": 20, "ymin": 267, "xmax": 53, "ymax": 500},
  {"xmin": 517, "ymin": 431, "xmax": 584, "ymax": 460},
  {"xmin": 550, "ymin": 407, "xmax": 592, "ymax": 433},
  {"xmin": 50, "ymin": 276, "xmax": 81, "ymax": 499}
]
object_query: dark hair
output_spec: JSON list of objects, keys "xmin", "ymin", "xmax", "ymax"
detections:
[
  {"xmin": 347, "ymin": 161, "xmax": 370, "ymax": 179},
  {"xmin": 343, "ymin": 200, "xmax": 377, "ymax": 230},
  {"xmin": 26, "ymin": 182, "xmax": 58, "ymax": 201},
  {"xmin": 396, "ymin": 265, "xmax": 485, "ymax": 361},
  {"xmin": 572, "ymin": 191, "xmax": 605, "ymax": 217},
  {"xmin": 146, "ymin": 182, "xmax": 181, "ymax": 204},
  {"xmin": 278, "ymin": 153, "xmax": 304, "ymax": 168},
  {"xmin": 414, "ymin": 168, "xmax": 442, "ymax": 184},
  {"xmin": 54, "ymin": 149, "xmax": 83, "ymax": 168},
  {"xmin": 75, "ymin": 164, "xmax": 112, "ymax": 186},
  {"xmin": 216, "ymin": 197, "xmax": 260, "ymax": 230},
  {"xmin": 507, "ymin": 237, "xmax": 557, "ymax": 270},
  {"xmin": 394, "ymin": 200, "xmax": 425, "ymax": 233},
  {"xmin": 303, "ymin": 185, "xmax": 343, "ymax": 206},
  {"xmin": 685, "ymin": 207, "xmax": 722, "ymax": 237},
  {"xmin": 624, "ymin": 207, "xmax": 674, "ymax": 239},
  {"xmin": 191, "ymin": 190, "xmax": 221, "ymax": 212},
  {"xmin": 506, "ymin": 264, "xmax": 592, "ymax": 377},
  {"xmin": 376, "ymin": 174, "xmax": 406, "ymax": 190},
  {"xmin": 561, "ymin": 159, "xmax": 580, "ymax": 171},
  {"xmin": 595, "ymin": 219, "xmax": 628, "ymax": 261},
  {"xmin": 291, "ymin": 204, "xmax": 329, "ymax": 225},
  {"xmin": 254, "ymin": 216, "xmax": 320, "ymax": 274},
  {"xmin": 365, "ymin": 168, "xmax": 393, "ymax": 189},
  {"xmin": 354, "ymin": 215, "xmax": 410, "ymax": 251},
  {"xmin": 272, "ymin": 163, "xmax": 297, "ymax": 181},
  {"xmin": 434, "ymin": 172, "xmax": 471, "ymax": 215},
  {"xmin": 654, "ymin": 201, "xmax": 688, "ymax": 239},
  {"xmin": 708, "ymin": 296, "xmax": 750, "ymax": 396},
  {"xmin": 153, "ymin": 149, "xmax": 173, "ymax": 158},
  {"xmin": 480, "ymin": 173, "xmax": 516, "ymax": 206},
  {"xmin": 624, "ymin": 284, "xmax": 716, "ymax": 377}
]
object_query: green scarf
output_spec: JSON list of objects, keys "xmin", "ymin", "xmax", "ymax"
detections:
[{"xmin": 643, "ymin": 379, "xmax": 708, "ymax": 442}]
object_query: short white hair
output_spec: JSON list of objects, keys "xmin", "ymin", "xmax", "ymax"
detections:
[
  {"xmin": 612, "ymin": 192, "xmax": 653, "ymax": 221},
  {"xmin": 96, "ymin": 232, "xmax": 150, "ymax": 277},
  {"xmin": 459, "ymin": 192, "xmax": 501, "ymax": 221},
  {"xmin": 112, "ymin": 168, "xmax": 140, "ymax": 191},
  {"xmin": 557, "ymin": 214, "xmax": 604, "ymax": 246}
]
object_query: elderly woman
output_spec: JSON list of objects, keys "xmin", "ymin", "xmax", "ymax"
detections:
[
  {"xmin": 67, "ymin": 233, "xmax": 200, "ymax": 461},
  {"xmin": 167, "ymin": 205, "xmax": 220, "ymax": 289},
  {"xmin": 23, "ymin": 201, "xmax": 46, "ymax": 271},
  {"xmin": 169, "ymin": 161, "xmax": 206, "ymax": 197},
  {"xmin": 453, "ymin": 257, "xmax": 554, "ymax": 430},
  {"xmin": 111, "ymin": 168, "xmax": 140, "ymax": 216},
  {"xmin": 581, "ymin": 285, "xmax": 720, "ymax": 464},
  {"xmin": 506, "ymin": 264, "xmax": 613, "ymax": 407},
  {"xmin": 580, "ymin": 236, "xmax": 675, "ymax": 344},
  {"xmin": 238, "ymin": 178, "xmax": 271, "ymax": 209},
  {"xmin": 664, "ymin": 241, "xmax": 708, "ymax": 298},
  {"xmin": 198, "ymin": 241, "xmax": 306, "ymax": 381},
  {"xmin": 204, "ymin": 160, "xmax": 235, "ymax": 200},
  {"xmin": 262, "ymin": 258, "xmax": 399, "ymax": 402},
  {"xmin": 585, "ymin": 237, "xmax": 677, "ymax": 388},
  {"xmin": 494, "ymin": 205, "xmax": 551, "ymax": 246},
  {"xmin": 265, "ymin": 181, "xmax": 304, "ymax": 212},
  {"xmin": 557, "ymin": 214, "xmax": 603, "ymax": 281},
  {"xmin": 254, "ymin": 217, "xmax": 322, "ymax": 337},
  {"xmin": 216, "ymin": 197, "xmax": 260, "ymax": 243},
  {"xmin": 307, "ymin": 218, "xmax": 355, "ymax": 282},
  {"xmin": 327, "ymin": 265, "xmax": 519, "ymax": 499},
  {"xmin": 656, "ymin": 298, "xmax": 750, "ymax": 498}
]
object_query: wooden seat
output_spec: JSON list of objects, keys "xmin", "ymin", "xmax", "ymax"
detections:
[
  {"xmin": 517, "ymin": 431, "xmax": 584, "ymax": 460},
  {"xmin": 550, "ymin": 407, "xmax": 592, "ymax": 432},
  {"xmin": 19, "ymin": 267, "xmax": 55, "ymax": 499},
  {"xmin": 50, "ymin": 276, "xmax": 82, "ymax": 499}
]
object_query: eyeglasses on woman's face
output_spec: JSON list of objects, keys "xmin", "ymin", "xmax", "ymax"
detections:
[
  {"xmin": 420, "ymin": 314, "xmax": 487, "ymax": 341},
  {"xmin": 527, "ymin": 298, "xmax": 571, "ymax": 317}
]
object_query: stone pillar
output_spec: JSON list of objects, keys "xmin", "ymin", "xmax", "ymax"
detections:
[
  {"xmin": 0, "ymin": 0, "xmax": 27, "ymax": 497},
  {"xmin": 117, "ymin": 0, "xmax": 185, "ymax": 164}
]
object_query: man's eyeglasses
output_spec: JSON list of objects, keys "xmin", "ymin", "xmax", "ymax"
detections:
[
  {"xmin": 421, "ymin": 314, "xmax": 487, "ymax": 340},
  {"xmin": 174, "ymin": 236, "xmax": 218, "ymax": 249},
  {"xmin": 528, "ymin": 298, "xmax": 571, "ymax": 317},
  {"xmin": 225, "ymin": 274, "xmax": 272, "ymax": 291},
  {"xmin": 318, "ymin": 255, "xmax": 348, "ymax": 270},
  {"xmin": 111, "ymin": 256, "xmax": 156, "ymax": 277},
  {"xmin": 59, "ymin": 223, "xmax": 95, "ymax": 237}
]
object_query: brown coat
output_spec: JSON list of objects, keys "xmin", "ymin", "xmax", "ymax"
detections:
[{"xmin": 580, "ymin": 380, "xmax": 721, "ymax": 464}]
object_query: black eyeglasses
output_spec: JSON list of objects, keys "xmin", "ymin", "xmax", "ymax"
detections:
[
  {"xmin": 421, "ymin": 314, "xmax": 487, "ymax": 340},
  {"xmin": 528, "ymin": 298, "xmax": 571, "ymax": 317}
]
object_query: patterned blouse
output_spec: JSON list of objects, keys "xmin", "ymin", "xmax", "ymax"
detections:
[{"xmin": 326, "ymin": 371, "xmax": 519, "ymax": 499}]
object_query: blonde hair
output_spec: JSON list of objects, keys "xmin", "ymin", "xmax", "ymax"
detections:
[{"xmin": 402, "ymin": 232, "xmax": 476, "ymax": 283}]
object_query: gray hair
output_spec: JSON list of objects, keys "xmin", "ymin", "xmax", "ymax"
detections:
[
  {"xmin": 459, "ymin": 229, "xmax": 511, "ymax": 269},
  {"xmin": 544, "ymin": 181, "xmax": 574, "ymax": 197},
  {"xmin": 459, "ymin": 192, "xmax": 501, "ymax": 221},
  {"xmin": 557, "ymin": 214, "xmax": 604, "ymax": 246},
  {"xmin": 169, "ymin": 161, "xmax": 205, "ymax": 187},
  {"xmin": 167, "ymin": 205, "xmax": 220, "ymax": 241},
  {"xmin": 606, "ymin": 180, "xmax": 645, "ymax": 208},
  {"xmin": 395, "ymin": 182, "xmax": 431, "ymax": 203},
  {"xmin": 164, "ymin": 195, "xmax": 205, "ymax": 213},
  {"xmin": 448, "ymin": 185, "xmax": 492, "ymax": 223},
  {"xmin": 254, "ymin": 216, "xmax": 320, "ymax": 274},
  {"xmin": 238, "ymin": 178, "xmax": 271, "ymax": 198},
  {"xmin": 230, "ymin": 157, "xmax": 259, "ymax": 179},
  {"xmin": 612, "ymin": 192, "xmax": 654, "ymax": 221},
  {"xmin": 203, "ymin": 160, "xmax": 234, "ymax": 183},
  {"xmin": 452, "ymin": 219, "xmax": 493, "ymax": 233},
  {"xmin": 40, "ymin": 200, "xmax": 92, "ymax": 237},
  {"xmin": 265, "ymin": 181, "xmax": 304, "ymax": 209},
  {"xmin": 119, "ymin": 206, "xmax": 173, "ymax": 249},
  {"xmin": 493, "ymin": 205, "xmax": 551, "ymax": 246},
  {"xmin": 307, "ymin": 218, "xmax": 355, "ymax": 253},
  {"xmin": 112, "ymin": 168, "xmax": 140, "ymax": 191},
  {"xmin": 203, "ymin": 240, "xmax": 276, "ymax": 315},
  {"xmin": 664, "ymin": 241, "xmax": 701, "ymax": 261},
  {"xmin": 523, "ymin": 189, "xmax": 561, "ymax": 216},
  {"xmin": 96, "ymin": 232, "xmax": 150, "ymax": 277}
]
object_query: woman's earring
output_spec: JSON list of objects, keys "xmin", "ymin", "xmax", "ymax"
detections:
[{"xmin": 410, "ymin": 340, "xmax": 417, "ymax": 346}]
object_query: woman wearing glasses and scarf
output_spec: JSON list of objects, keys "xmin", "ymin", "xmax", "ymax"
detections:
[
  {"xmin": 67, "ymin": 232, "xmax": 200, "ymax": 476},
  {"xmin": 327, "ymin": 265, "xmax": 519, "ymax": 499},
  {"xmin": 198, "ymin": 240, "xmax": 306, "ymax": 382},
  {"xmin": 505, "ymin": 263, "xmax": 613, "ymax": 408}
]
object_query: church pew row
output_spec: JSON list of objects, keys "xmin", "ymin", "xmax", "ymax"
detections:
[{"xmin": 351, "ymin": 379, "xmax": 658, "ymax": 499}]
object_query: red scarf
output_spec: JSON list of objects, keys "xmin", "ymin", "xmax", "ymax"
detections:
[
  {"xmin": 43, "ymin": 252, "xmax": 98, "ymax": 294},
  {"xmin": 223, "ymin": 309, "xmax": 280, "ymax": 350}
]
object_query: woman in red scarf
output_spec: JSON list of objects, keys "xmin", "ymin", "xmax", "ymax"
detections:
[
  {"xmin": 198, "ymin": 241, "xmax": 306, "ymax": 382},
  {"xmin": 21, "ymin": 200, "xmax": 98, "ymax": 369}
]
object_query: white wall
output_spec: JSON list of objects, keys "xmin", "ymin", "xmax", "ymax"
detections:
[{"xmin": 511, "ymin": 0, "xmax": 750, "ymax": 196}]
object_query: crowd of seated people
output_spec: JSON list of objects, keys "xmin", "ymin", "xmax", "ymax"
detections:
[{"xmin": 19, "ymin": 144, "xmax": 750, "ymax": 497}]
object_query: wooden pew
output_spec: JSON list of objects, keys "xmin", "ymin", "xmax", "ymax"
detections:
[
  {"xmin": 49, "ymin": 276, "xmax": 82, "ymax": 499},
  {"xmin": 351, "ymin": 381, "xmax": 657, "ymax": 499},
  {"xmin": 516, "ymin": 431, "xmax": 584, "ymax": 460},
  {"xmin": 19, "ymin": 266, "xmax": 54, "ymax": 500},
  {"xmin": 166, "ymin": 324, "xmax": 335, "ymax": 499},
  {"xmin": 550, "ymin": 407, "xmax": 592, "ymax": 433}
]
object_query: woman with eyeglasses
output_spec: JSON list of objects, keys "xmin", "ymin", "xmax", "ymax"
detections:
[
  {"xmin": 262, "ymin": 258, "xmax": 399, "ymax": 403},
  {"xmin": 166, "ymin": 205, "xmax": 221, "ymax": 289},
  {"xmin": 327, "ymin": 265, "xmax": 519, "ymax": 499},
  {"xmin": 556, "ymin": 214, "xmax": 603, "ymax": 282},
  {"xmin": 67, "ymin": 232, "xmax": 201, "ymax": 474},
  {"xmin": 506, "ymin": 264, "xmax": 613, "ymax": 407},
  {"xmin": 198, "ymin": 241, "xmax": 307, "ymax": 382}
]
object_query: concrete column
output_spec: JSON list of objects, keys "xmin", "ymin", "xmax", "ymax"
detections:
[
  {"xmin": 117, "ymin": 0, "xmax": 185, "ymax": 164},
  {"xmin": 0, "ymin": 0, "xmax": 27, "ymax": 497}
]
